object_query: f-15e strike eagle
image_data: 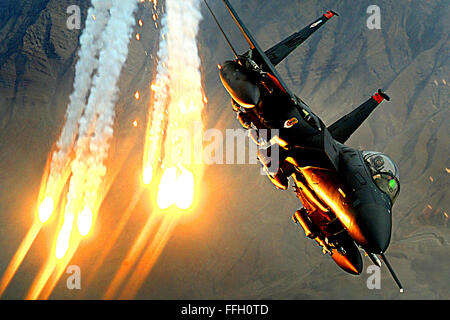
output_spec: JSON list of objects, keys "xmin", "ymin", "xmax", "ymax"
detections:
[{"xmin": 204, "ymin": 0, "xmax": 403, "ymax": 291}]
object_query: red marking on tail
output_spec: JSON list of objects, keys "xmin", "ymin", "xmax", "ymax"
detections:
[
  {"xmin": 324, "ymin": 11, "xmax": 335, "ymax": 19},
  {"xmin": 372, "ymin": 92, "xmax": 384, "ymax": 103}
]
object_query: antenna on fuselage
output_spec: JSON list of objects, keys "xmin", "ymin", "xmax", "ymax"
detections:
[{"xmin": 203, "ymin": 0, "xmax": 238, "ymax": 59}]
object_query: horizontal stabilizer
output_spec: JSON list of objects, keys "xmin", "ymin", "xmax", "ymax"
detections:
[
  {"xmin": 328, "ymin": 90, "xmax": 390, "ymax": 144},
  {"xmin": 265, "ymin": 10, "xmax": 338, "ymax": 66}
]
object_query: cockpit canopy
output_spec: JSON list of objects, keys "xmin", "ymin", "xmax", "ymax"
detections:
[{"xmin": 363, "ymin": 151, "xmax": 400, "ymax": 203}]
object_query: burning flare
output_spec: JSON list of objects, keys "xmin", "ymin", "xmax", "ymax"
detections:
[
  {"xmin": 157, "ymin": 167, "xmax": 178, "ymax": 209},
  {"xmin": 38, "ymin": 197, "xmax": 54, "ymax": 224},
  {"xmin": 156, "ymin": 167, "xmax": 195, "ymax": 210},
  {"xmin": 174, "ymin": 168, "xmax": 195, "ymax": 210},
  {"xmin": 55, "ymin": 213, "xmax": 75, "ymax": 260},
  {"xmin": 77, "ymin": 206, "xmax": 93, "ymax": 236},
  {"xmin": 142, "ymin": 166, "xmax": 153, "ymax": 185}
]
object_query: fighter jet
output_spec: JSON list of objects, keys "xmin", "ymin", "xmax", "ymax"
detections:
[{"xmin": 204, "ymin": 0, "xmax": 404, "ymax": 291}]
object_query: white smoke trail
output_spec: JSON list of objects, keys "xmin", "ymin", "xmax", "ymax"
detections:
[
  {"xmin": 163, "ymin": 0, "xmax": 204, "ymax": 167},
  {"xmin": 46, "ymin": 1, "xmax": 112, "ymax": 195},
  {"xmin": 155, "ymin": 0, "xmax": 205, "ymax": 209},
  {"xmin": 82, "ymin": 0, "xmax": 139, "ymax": 213},
  {"xmin": 112, "ymin": 0, "xmax": 206, "ymax": 296},
  {"xmin": 63, "ymin": 0, "xmax": 138, "ymax": 229},
  {"xmin": 143, "ymin": 15, "xmax": 169, "ymax": 183}
]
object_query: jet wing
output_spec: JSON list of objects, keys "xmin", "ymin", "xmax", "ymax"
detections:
[{"xmin": 265, "ymin": 11, "xmax": 338, "ymax": 66}]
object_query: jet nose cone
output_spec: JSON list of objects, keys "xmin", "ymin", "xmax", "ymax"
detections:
[{"xmin": 354, "ymin": 204, "xmax": 392, "ymax": 254}]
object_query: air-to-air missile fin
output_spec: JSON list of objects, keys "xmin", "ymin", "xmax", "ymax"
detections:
[
  {"xmin": 367, "ymin": 252, "xmax": 382, "ymax": 267},
  {"xmin": 265, "ymin": 10, "xmax": 338, "ymax": 66},
  {"xmin": 327, "ymin": 89, "xmax": 389, "ymax": 144}
]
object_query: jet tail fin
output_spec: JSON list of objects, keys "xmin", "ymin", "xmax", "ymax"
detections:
[
  {"xmin": 328, "ymin": 89, "xmax": 390, "ymax": 144},
  {"xmin": 265, "ymin": 10, "xmax": 338, "ymax": 66},
  {"xmin": 221, "ymin": 0, "xmax": 296, "ymax": 101}
]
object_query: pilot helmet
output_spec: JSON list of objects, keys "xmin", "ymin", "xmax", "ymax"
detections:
[
  {"xmin": 373, "ymin": 156, "xmax": 385, "ymax": 169},
  {"xmin": 362, "ymin": 151, "xmax": 400, "ymax": 203}
]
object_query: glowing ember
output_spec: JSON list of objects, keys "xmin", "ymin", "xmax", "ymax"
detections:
[
  {"xmin": 138, "ymin": 19, "xmax": 143, "ymax": 27},
  {"xmin": 38, "ymin": 197, "xmax": 54, "ymax": 224},
  {"xmin": 77, "ymin": 207, "xmax": 93, "ymax": 237},
  {"xmin": 132, "ymin": 119, "xmax": 139, "ymax": 127},
  {"xmin": 134, "ymin": 91, "xmax": 140, "ymax": 100},
  {"xmin": 142, "ymin": 166, "xmax": 153, "ymax": 185},
  {"xmin": 156, "ymin": 168, "xmax": 195, "ymax": 210},
  {"xmin": 157, "ymin": 167, "xmax": 178, "ymax": 209},
  {"xmin": 55, "ymin": 213, "xmax": 75, "ymax": 259},
  {"xmin": 136, "ymin": 33, "xmax": 141, "ymax": 41},
  {"xmin": 175, "ymin": 169, "xmax": 195, "ymax": 209}
]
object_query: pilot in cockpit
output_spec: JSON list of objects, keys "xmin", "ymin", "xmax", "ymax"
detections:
[{"xmin": 363, "ymin": 151, "xmax": 400, "ymax": 203}]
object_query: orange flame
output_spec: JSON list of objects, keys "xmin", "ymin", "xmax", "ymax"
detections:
[
  {"xmin": 142, "ymin": 166, "xmax": 153, "ymax": 185},
  {"xmin": 77, "ymin": 207, "xmax": 93, "ymax": 237},
  {"xmin": 156, "ymin": 167, "xmax": 195, "ymax": 210},
  {"xmin": 55, "ymin": 213, "xmax": 75, "ymax": 260},
  {"xmin": 38, "ymin": 197, "xmax": 54, "ymax": 224}
]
